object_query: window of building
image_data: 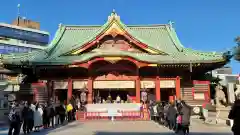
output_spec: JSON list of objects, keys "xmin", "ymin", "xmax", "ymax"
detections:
[
  {"xmin": 0, "ymin": 99, "xmax": 8, "ymax": 109},
  {"xmin": 0, "ymin": 36, "xmax": 10, "ymax": 41},
  {"xmin": 14, "ymin": 47, "xmax": 19, "ymax": 52},
  {"xmin": 0, "ymin": 45, "xmax": 4, "ymax": 49},
  {"xmin": 0, "ymin": 74, "xmax": 8, "ymax": 80},
  {"xmin": 7, "ymin": 46, "xmax": 13, "ymax": 51},
  {"xmin": 25, "ymin": 48, "xmax": 29, "ymax": 52},
  {"xmin": 19, "ymin": 47, "xmax": 28, "ymax": 53}
]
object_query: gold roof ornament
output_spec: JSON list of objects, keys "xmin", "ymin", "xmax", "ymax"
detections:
[{"xmin": 108, "ymin": 9, "xmax": 120, "ymax": 21}]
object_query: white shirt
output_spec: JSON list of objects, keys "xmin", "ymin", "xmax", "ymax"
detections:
[{"xmin": 116, "ymin": 96, "xmax": 121, "ymax": 102}]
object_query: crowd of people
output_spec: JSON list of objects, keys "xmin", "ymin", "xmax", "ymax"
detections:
[
  {"xmin": 148, "ymin": 100, "xmax": 191, "ymax": 135},
  {"xmin": 6, "ymin": 94, "xmax": 240, "ymax": 135},
  {"xmin": 7, "ymin": 101, "xmax": 77, "ymax": 135}
]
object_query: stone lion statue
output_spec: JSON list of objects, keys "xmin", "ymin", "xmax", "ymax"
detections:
[{"xmin": 215, "ymin": 84, "xmax": 227, "ymax": 107}]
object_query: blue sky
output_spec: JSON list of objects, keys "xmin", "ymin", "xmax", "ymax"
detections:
[{"xmin": 1, "ymin": 0, "xmax": 239, "ymax": 73}]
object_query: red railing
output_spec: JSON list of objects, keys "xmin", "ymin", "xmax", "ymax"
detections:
[{"xmin": 76, "ymin": 110, "xmax": 149, "ymax": 121}]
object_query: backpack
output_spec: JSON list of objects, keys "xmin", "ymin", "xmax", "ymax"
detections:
[
  {"xmin": 177, "ymin": 115, "xmax": 182, "ymax": 124},
  {"xmin": 8, "ymin": 110, "xmax": 19, "ymax": 122}
]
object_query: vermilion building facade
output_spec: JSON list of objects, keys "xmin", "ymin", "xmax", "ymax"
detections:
[{"xmin": 2, "ymin": 12, "xmax": 228, "ymax": 105}]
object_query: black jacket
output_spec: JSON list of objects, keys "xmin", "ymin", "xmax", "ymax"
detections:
[
  {"xmin": 157, "ymin": 104, "xmax": 164, "ymax": 115},
  {"xmin": 181, "ymin": 104, "xmax": 191, "ymax": 125},
  {"xmin": 167, "ymin": 105, "xmax": 177, "ymax": 121},
  {"xmin": 46, "ymin": 105, "xmax": 55, "ymax": 117},
  {"xmin": 228, "ymin": 100, "xmax": 240, "ymax": 133},
  {"xmin": 22, "ymin": 106, "xmax": 33, "ymax": 120},
  {"xmin": 58, "ymin": 105, "xmax": 66, "ymax": 115}
]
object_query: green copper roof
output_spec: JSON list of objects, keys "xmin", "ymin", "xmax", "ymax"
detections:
[
  {"xmin": 2, "ymin": 49, "xmax": 224, "ymax": 65},
  {"xmin": 1, "ymin": 12, "xmax": 227, "ymax": 66}
]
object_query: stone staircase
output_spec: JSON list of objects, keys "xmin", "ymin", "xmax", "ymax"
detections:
[
  {"xmin": 181, "ymin": 87, "xmax": 200, "ymax": 106},
  {"xmin": 32, "ymin": 84, "xmax": 48, "ymax": 104},
  {"xmin": 181, "ymin": 82, "xmax": 209, "ymax": 106}
]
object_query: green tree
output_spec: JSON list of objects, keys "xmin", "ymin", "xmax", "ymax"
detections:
[{"xmin": 233, "ymin": 36, "xmax": 240, "ymax": 61}]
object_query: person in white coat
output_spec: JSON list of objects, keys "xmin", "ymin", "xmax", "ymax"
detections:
[{"xmin": 34, "ymin": 103, "xmax": 43, "ymax": 132}]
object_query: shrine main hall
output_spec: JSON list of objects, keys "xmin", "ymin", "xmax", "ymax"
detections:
[{"xmin": 2, "ymin": 12, "xmax": 228, "ymax": 105}]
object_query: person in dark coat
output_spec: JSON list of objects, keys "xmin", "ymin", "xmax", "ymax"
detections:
[
  {"xmin": 58, "ymin": 104, "xmax": 66, "ymax": 124},
  {"xmin": 28, "ymin": 102, "xmax": 34, "ymax": 132},
  {"xmin": 179, "ymin": 101, "xmax": 191, "ymax": 135},
  {"xmin": 148, "ymin": 102, "xmax": 155, "ymax": 120},
  {"xmin": 22, "ymin": 102, "xmax": 33, "ymax": 134},
  {"xmin": 157, "ymin": 102, "xmax": 164, "ymax": 125},
  {"xmin": 47, "ymin": 103, "xmax": 55, "ymax": 127},
  {"xmin": 228, "ymin": 94, "xmax": 240, "ymax": 135},
  {"xmin": 42, "ymin": 103, "xmax": 49, "ymax": 128},
  {"xmin": 8, "ymin": 102, "xmax": 22, "ymax": 135},
  {"xmin": 167, "ymin": 103, "xmax": 177, "ymax": 130},
  {"xmin": 55, "ymin": 104, "xmax": 61, "ymax": 125},
  {"xmin": 163, "ymin": 102, "xmax": 170, "ymax": 127}
]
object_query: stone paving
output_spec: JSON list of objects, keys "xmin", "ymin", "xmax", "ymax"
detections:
[{"xmin": 0, "ymin": 120, "xmax": 232, "ymax": 135}]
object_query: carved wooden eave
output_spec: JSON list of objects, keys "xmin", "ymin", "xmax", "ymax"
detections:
[
  {"xmin": 67, "ymin": 57, "xmax": 157, "ymax": 69},
  {"xmin": 94, "ymin": 72, "xmax": 136, "ymax": 80}
]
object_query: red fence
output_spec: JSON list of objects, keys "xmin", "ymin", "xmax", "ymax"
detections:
[{"xmin": 76, "ymin": 111, "xmax": 149, "ymax": 121}]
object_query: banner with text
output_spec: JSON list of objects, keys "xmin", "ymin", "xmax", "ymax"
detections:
[{"xmin": 93, "ymin": 81, "xmax": 135, "ymax": 89}]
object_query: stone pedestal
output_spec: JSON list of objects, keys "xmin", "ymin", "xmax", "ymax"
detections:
[{"xmin": 216, "ymin": 106, "xmax": 231, "ymax": 125}]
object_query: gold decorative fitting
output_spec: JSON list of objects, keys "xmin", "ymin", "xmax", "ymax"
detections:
[
  {"xmin": 148, "ymin": 64, "xmax": 157, "ymax": 67},
  {"xmin": 108, "ymin": 9, "xmax": 120, "ymax": 21},
  {"xmin": 104, "ymin": 57, "xmax": 120, "ymax": 64},
  {"xmin": 104, "ymin": 57, "xmax": 122, "ymax": 61},
  {"xmin": 145, "ymin": 48, "xmax": 159, "ymax": 54},
  {"xmin": 105, "ymin": 22, "xmax": 125, "ymax": 36},
  {"xmin": 68, "ymin": 65, "xmax": 78, "ymax": 68},
  {"xmin": 72, "ymin": 49, "xmax": 83, "ymax": 55}
]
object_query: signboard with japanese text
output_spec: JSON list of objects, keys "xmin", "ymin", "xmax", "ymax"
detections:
[
  {"xmin": 73, "ymin": 81, "xmax": 88, "ymax": 89},
  {"xmin": 160, "ymin": 80, "xmax": 175, "ymax": 88},
  {"xmin": 141, "ymin": 81, "xmax": 155, "ymax": 88},
  {"xmin": 93, "ymin": 81, "xmax": 135, "ymax": 89},
  {"xmin": 53, "ymin": 81, "xmax": 68, "ymax": 89}
]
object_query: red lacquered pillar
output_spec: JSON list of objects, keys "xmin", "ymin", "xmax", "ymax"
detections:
[
  {"xmin": 155, "ymin": 77, "xmax": 161, "ymax": 101},
  {"xmin": 67, "ymin": 78, "xmax": 73, "ymax": 104},
  {"xmin": 136, "ymin": 77, "xmax": 141, "ymax": 103},
  {"xmin": 175, "ymin": 76, "xmax": 181, "ymax": 100},
  {"xmin": 87, "ymin": 78, "xmax": 93, "ymax": 104}
]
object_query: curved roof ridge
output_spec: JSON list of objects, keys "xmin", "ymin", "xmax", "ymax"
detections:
[
  {"xmin": 184, "ymin": 48, "xmax": 223, "ymax": 55},
  {"xmin": 48, "ymin": 21, "xmax": 109, "ymax": 58},
  {"xmin": 62, "ymin": 24, "xmax": 169, "ymax": 28},
  {"xmin": 45, "ymin": 25, "xmax": 67, "ymax": 55},
  {"xmin": 165, "ymin": 26, "xmax": 184, "ymax": 51},
  {"xmin": 65, "ymin": 25, "xmax": 102, "ymax": 27},
  {"xmin": 127, "ymin": 24, "xmax": 168, "ymax": 28}
]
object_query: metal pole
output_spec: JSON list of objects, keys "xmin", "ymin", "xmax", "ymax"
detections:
[{"xmin": 17, "ymin": 4, "xmax": 20, "ymax": 26}]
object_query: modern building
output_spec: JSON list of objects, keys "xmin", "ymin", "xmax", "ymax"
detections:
[
  {"xmin": 212, "ymin": 67, "xmax": 238, "ymax": 86},
  {"xmin": 1, "ymin": 12, "xmax": 229, "ymax": 107},
  {"xmin": 0, "ymin": 18, "xmax": 49, "ymax": 54},
  {"xmin": 212, "ymin": 66, "xmax": 232, "ymax": 75}
]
